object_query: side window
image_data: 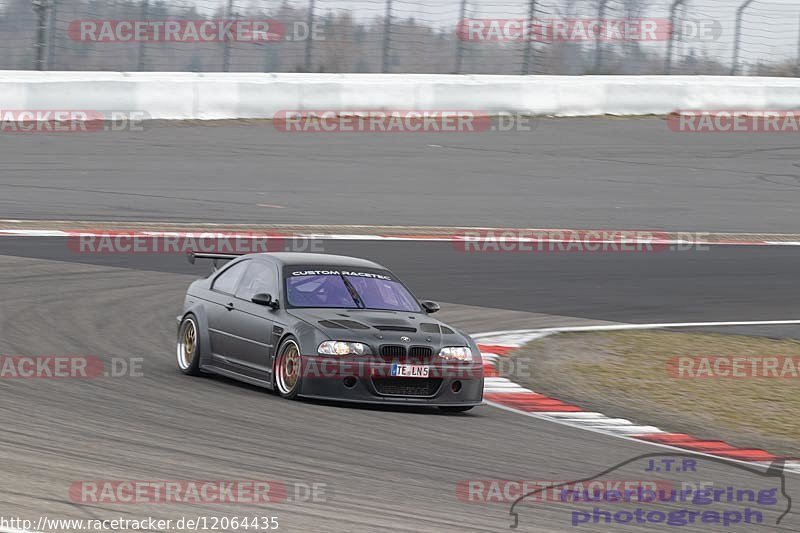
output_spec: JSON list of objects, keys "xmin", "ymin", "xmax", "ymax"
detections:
[
  {"xmin": 212, "ymin": 261, "xmax": 249, "ymax": 295},
  {"xmin": 235, "ymin": 262, "xmax": 278, "ymax": 302}
]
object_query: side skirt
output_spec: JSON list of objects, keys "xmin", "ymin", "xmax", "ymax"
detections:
[{"xmin": 201, "ymin": 363, "xmax": 275, "ymax": 390}]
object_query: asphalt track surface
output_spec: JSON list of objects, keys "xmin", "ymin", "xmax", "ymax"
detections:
[
  {"xmin": 0, "ymin": 118, "xmax": 799, "ymax": 232},
  {"xmin": 0, "ymin": 255, "xmax": 797, "ymax": 532},
  {"xmin": 1, "ymin": 120, "xmax": 800, "ymax": 532},
  {"xmin": 2, "ymin": 238, "xmax": 800, "ymax": 324}
]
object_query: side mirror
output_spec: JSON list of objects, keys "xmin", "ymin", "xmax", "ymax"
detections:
[
  {"xmin": 420, "ymin": 300, "xmax": 440, "ymax": 314},
  {"xmin": 252, "ymin": 293, "xmax": 279, "ymax": 310}
]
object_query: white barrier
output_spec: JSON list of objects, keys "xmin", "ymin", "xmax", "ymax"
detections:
[{"xmin": 2, "ymin": 71, "xmax": 800, "ymax": 119}]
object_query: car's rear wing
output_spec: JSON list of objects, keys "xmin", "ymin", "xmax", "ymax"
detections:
[{"xmin": 187, "ymin": 251, "xmax": 243, "ymax": 271}]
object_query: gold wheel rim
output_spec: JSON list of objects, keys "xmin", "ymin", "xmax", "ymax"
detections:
[
  {"xmin": 178, "ymin": 319, "xmax": 196, "ymax": 369},
  {"xmin": 278, "ymin": 342, "xmax": 301, "ymax": 394}
]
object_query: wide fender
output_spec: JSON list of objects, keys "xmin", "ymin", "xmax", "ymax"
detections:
[
  {"xmin": 180, "ymin": 304, "xmax": 213, "ymax": 369},
  {"xmin": 285, "ymin": 321, "xmax": 330, "ymax": 395}
]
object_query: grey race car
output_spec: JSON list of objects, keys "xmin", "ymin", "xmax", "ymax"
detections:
[{"xmin": 176, "ymin": 252, "xmax": 484, "ymax": 411}]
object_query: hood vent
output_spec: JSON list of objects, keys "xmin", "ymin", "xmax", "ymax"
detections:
[
  {"xmin": 318, "ymin": 319, "xmax": 370, "ymax": 330},
  {"xmin": 374, "ymin": 325, "xmax": 417, "ymax": 332},
  {"xmin": 335, "ymin": 320, "xmax": 370, "ymax": 329},
  {"xmin": 420, "ymin": 323, "xmax": 455, "ymax": 335}
]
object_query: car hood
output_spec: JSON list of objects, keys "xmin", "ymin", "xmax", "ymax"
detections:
[{"xmin": 286, "ymin": 308, "xmax": 469, "ymax": 350}]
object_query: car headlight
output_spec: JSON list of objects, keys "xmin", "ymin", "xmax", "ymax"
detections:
[
  {"xmin": 318, "ymin": 341, "xmax": 367, "ymax": 356},
  {"xmin": 438, "ymin": 346, "xmax": 473, "ymax": 362}
]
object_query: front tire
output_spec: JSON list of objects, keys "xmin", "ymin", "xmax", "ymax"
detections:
[
  {"xmin": 177, "ymin": 315, "xmax": 202, "ymax": 376},
  {"xmin": 274, "ymin": 338, "xmax": 302, "ymax": 399}
]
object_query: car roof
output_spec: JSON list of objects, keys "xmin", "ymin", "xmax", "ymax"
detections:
[{"xmin": 253, "ymin": 252, "xmax": 386, "ymax": 270}]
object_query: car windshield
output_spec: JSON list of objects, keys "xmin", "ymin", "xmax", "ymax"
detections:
[{"xmin": 285, "ymin": 270, "xmax": 420, "ymax": 312}]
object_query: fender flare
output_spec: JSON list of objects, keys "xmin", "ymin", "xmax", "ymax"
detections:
[{"xmin": 180, "ymin": 305, "xmax": 213, "ymax": 369}]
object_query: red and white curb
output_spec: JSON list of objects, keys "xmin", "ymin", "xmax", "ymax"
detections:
[
  {"xmin": 475, "ymin": 321, "xmax": 800, "ymax": 474},
  {"xmin": 1, "ymin": 228, "xmax": 800, "ymax": 246}
]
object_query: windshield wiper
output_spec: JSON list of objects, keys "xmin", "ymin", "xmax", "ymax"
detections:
[{"xmin": 339, "ymin": 275, "xmax": 365, "ymax": 309}]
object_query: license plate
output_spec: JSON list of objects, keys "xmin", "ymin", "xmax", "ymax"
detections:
[{"xmin": 391, "ymin": 364, "xmax": 430, "ymax": 378}]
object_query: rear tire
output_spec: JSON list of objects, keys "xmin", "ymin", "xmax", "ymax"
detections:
[
  {"xmin": 438, "ymin": 405, "xmax": 474, "ymax": 413},
  {"xmin": 177, "ymin": 315, "xmax": 202, "ymax": 376},
  {"xmin": 274, "ymin": 338, "xmax": 302, "ymax": 399}
]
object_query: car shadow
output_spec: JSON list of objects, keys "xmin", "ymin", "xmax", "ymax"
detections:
[
  {"xmin": 196, "ymin": 370, "xmax": 482, "ymax": 415},
  {"xmin": 300, "ymin": 396, "xmax": 483, "ymax": 415}
]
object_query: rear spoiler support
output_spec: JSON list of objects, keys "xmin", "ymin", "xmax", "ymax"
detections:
[{"xmin": 187, "ymin": 251, "xmax": 243, "ymax": 271}]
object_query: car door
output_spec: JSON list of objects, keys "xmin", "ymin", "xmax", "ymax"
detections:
[
  {"xmin": 206, "ymin": 259, "xmax": 250, "ymax": 364},
  {"xmin": 227, "ymin": 260, "xmax": 282, "ymax": 373}
]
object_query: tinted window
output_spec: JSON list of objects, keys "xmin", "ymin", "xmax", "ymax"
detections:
[
  {"xmin": 236, "ymin": 261, "xmax": 278, "ymax": 301},
  {"xmin": 285, "ymin": 269, "xmax": 420, "ymax": 312},
  {"xmin": 212, "ymin": 261, "xmax": 248, "ymax": 294},
  {"xmin": 344, "ymin": 275, "xmax": 420, "ymax": 312},
  {"xmin": 286, "ymin": 275, "xmax": 360, "ymax": 309}
]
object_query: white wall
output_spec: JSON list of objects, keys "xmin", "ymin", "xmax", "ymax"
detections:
[{"xmin": 2, "ymin": 71, "xmax": 800, "ymax": 119}]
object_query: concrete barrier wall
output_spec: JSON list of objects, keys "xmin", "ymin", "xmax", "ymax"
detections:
[{"xmin": 2, "ymin": 71, "xmax": 800, "ymax": 119}]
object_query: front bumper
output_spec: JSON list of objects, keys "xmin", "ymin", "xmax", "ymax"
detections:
[{"xmin": 297, "ymin": 356, "xmax": 484, "ymax": 406}]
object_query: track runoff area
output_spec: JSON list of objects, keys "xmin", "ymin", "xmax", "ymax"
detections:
[{"xmin": 2, "ymin": 222, "xmax": 800, "ymax": 533}]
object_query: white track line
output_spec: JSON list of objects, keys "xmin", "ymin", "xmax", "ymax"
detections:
[
  {"xmin": 474, "ymin": 319, "xmax": 800, "ymax": 345},
  {"xmin": 1, "ymin": 228, "xmax": 800, "ymax": 246},
  {"xmin": 0, "ymin": 230, "xmax": 69, "ymax": 237}
]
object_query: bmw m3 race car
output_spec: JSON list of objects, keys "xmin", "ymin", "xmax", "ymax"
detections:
[{"xmin": 176, "ymin": 252, "xmax": 484, "ymax": 411}]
